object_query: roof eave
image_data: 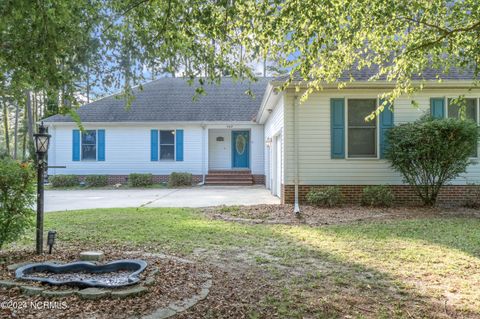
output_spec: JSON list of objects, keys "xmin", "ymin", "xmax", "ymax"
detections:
[{"xmin": 270, "ymin": 79, "xmax": 479, "ymax": 89}]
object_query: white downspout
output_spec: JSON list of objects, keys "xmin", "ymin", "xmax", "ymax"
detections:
[
  {"xmin": 199, "ymin": 124, "xmax": 206, "ymax": 185},
  {"xmin": 293, "ymin": 95, "xmax": 300, "ymax": 215}
]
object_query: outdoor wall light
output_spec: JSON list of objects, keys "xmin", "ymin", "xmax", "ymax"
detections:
[
  {"xmin": 47, "ymin": 230, "xmax": 57, "ymax": 254},
  {"xmin": 266, "ymin": 137, "xmax": 272, "ymax": 147}
]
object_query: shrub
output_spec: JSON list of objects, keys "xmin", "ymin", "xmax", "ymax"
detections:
[
  {"xmin": 85, "ymin": 175, "xmax": 108, "ymax": 187},
  {"xmin": 0, "ymin": 158, "xmax": 36, "ymax": 249},
  {"xmin": 49, "ymin": 174, "xmax": 79, "ymax": 187},
  {"xmin": 0, "ymin": 150, "xmax": 10, "ymax": 159},
  {"xmin": 128, "ymin": 173, "xmax": 153, "ymax": 187},
  {"xmin": 306, "ymin": 186, "xmax": 344, "ymax": 207},
  {"xmin": 168, "ymin": 172, "xmax": 193, "ymax": 187},
  {"xmin": 464, "ymin": 183, "xmax": 480, "ymax": 208},
  {"xmin": 361, "ymin": 185, "xmax": 395, "ymax": 207},
  {"xmin": 386, "ymin": 116, "xmax": 478, "ymax": 206}
]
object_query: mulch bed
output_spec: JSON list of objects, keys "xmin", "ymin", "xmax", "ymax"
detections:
[
  {"xmin": 204, "ymin": 204, "xmax": 480, "ymax": 226},
  {"xmin": 0, "ymin": 247, "xmax": 208, "ymax": 319}
]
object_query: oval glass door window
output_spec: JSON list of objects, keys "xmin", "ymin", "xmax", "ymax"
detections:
[{"xmin": 236, "ymin": 135, "xmax": 246, "ymax": 155}]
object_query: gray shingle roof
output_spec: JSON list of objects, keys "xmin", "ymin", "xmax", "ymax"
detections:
[
  {"xmin": 274, "ymin": 66, "xmax": 479, "ymax": 82},
  {"xmin": 44, "ymin": 78, "xmax": 271, "ymax": 123}
]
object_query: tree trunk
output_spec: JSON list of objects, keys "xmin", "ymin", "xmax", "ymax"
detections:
[
  {"xmin": 86, "ymin": 64, "xmax": 91, "ymax": 104},
  {"xmin": 33, "ymin": 92, "xmax": 38, "ymax": 125},
  {"xmin": 26, "ymin": 91, "xmax": 35, "ymax": 159},
  {"xmin": 13, "ymin": 101, "xmax": 19, "ymax": 159},
  {"xmin": 2, "ymin": 97, "xmax": 10, "ymax": 155},
  {"xmin": 22, "ymin": 101, "xmax": 27, "ymax": 160},
  {"xmin": 263, "ymin": 56, "xmax": 267, "ymax": 78}
]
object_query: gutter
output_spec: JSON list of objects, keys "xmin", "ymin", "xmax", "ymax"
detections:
[
  {"xmin": 293, "ymin": 95, "xmax": 300, "ymax": 216},
  {"xmin": 270, "ymin": 79, "xmax": 480, "ymax": 90},
  {"xmin": 256, "ymin": 83, "xmax": 274, "ymax": 123}
]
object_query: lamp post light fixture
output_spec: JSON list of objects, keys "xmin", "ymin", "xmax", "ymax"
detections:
[{"xmin": 33, "ymin": 122, "xmax": 51, "ymax": 255}]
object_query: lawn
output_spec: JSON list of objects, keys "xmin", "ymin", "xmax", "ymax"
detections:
[{"xmin": 9, "ymin": 207, "xmax": 480, "ymax": 318}]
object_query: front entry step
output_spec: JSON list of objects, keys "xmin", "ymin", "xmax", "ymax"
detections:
[{"xmin": 205, "ymin": 170, "xmax": 254, "ymax": 185}]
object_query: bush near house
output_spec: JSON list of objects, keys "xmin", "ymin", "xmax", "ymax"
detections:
[
  {"xmin": 361, "ymin": 185, "xmax": 395, "ymax": 207},
  {"xmin": 306, "ymin": 186, "xmax": 344, "ymax": 207},
  {"xmin": 128, "ymin": 173, "xmax": 153, "ymax": 187},
  {"xmin": 0, "ymin": 158, "xmax": 35, "ymax": 249},
  {"xmin": 50, "ymin": 174, "xmax": 80, "ymax": 187},
  {"xmin": 464, "ymin": 183, "xmax": 480, "ymax": 208},
  {"xmin": 85, "ymin": 175, "xmax": 108, "ymax": 187},
  {"xmin": 168, "ymin": 172, "xmax": 193, "ymax": 188},
  {"xmin": 386, "ymin": 116, "xmax": 478, "ymax": 206}
]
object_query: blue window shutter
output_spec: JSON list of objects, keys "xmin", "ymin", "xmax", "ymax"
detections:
[
  {"xmin": 430, "ymin": 98, "xmax": 445, "ymax": 119},
  {"xmin": 97, "ymin": 129, "xmax": 105, "ymax": 161},
  {"xmin": 379, "ymin": 100, "xmax": 394, "ymax": 159},
  {"xmin": 330, "ymin": 99, "xmax": 345, "ymax": 159},
  {"xmin": 176, "ymin": 129, "xmax": 184, "ymax": 161},
  {"xmin": 72, "ymin": 130, "xmax": 80, "ymax": 161},
  {"xmin": 151, "ymin": 130, "xmax": 159, "ymax": 161}
]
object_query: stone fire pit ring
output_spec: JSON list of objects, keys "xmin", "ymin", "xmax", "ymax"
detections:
[{"xmin": 15, "ymin": 259, "xmax": 147, "ymax": 288}]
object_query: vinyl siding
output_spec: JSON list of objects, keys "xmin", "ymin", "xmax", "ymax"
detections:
[
  {"xmin": 284, "ymin": 88, "xmax": 480, "ymax": 185},
  {"xmin": 264, "ymin": 94, "xmax": 285, "ymax": 189},
  {"xmin": 48, "ymin": 123, "xmax": 264, "ymax": 176}
]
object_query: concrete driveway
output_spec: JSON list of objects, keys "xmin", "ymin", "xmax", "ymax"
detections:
[{"xmin": 45, "ymin": 185, "xmax": 280, "ymax": 212}]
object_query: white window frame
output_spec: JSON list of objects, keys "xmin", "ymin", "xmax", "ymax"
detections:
[
  {"xmin": 158, "ymin": 129, "xmax": 176, "ymax": 161},
  {"xmin": 446, "ymin": 96, "xmax": 480, "ymax": 159},
  {"xmin": 81, "ymin": 129, "xmax": 98, "ymax": 162},
  {"xmin": 345, "ymin": 98, "xmax": 380, "ymax": 160}
]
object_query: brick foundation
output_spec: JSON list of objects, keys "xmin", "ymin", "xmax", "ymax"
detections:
[
  {"xmin": 252, "ymin": 175, "xmax": 266, "ymax": 185},
  {"xmin": 282, "ymin": 184, "xmax": 479, "ymax": 206},
  {"xmin": 71, "ymin": 175, "xmax": 203, "ymax": 185},
  {"xmin": 52, "ymin": 174, "xmax": 265, "ymax": 186}
]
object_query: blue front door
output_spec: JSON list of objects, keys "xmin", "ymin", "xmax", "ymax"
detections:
[{"xmin": 232, "ymin": 131, "xmax": 250, "ymax": 168}]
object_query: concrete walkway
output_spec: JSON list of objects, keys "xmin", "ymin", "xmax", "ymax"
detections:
[{"xmin": 45, "ymin": 185, "xmax": 280, "ymax": 212}]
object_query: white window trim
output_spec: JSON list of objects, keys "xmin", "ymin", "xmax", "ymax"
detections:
[
  {"xmin": 81, "ymin": 129, "xmax": 98, "ymax": 162},
  {"xmin": 158, "ymin": 129, "xmax": 176, "ymax": 162},
  {"xmin": 345, "ymin": 98, "xmax": 380, "ymax": 160},
  {"xmin": 446, "ymin": 96, "xmax": 480, "ymax": 160}
]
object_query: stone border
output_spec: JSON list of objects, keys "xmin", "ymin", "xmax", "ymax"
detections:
[
  {"xmin": 3, "ymin": 263, "xmax": 157, "ymax": 300},
  {"xmin": 141, "ymin": 274, "xmax": 212, "ymax": 319},
  {"xmin": 15, "ymin": 259, "xmax": 147, "ymax": 288},
  {"xmin": 125, "ymin": 252, "xmax": 213, "ymax": 319}
]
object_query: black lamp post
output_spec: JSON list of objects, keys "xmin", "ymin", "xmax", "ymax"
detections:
[{"xmin": 33, "ymin": 122, "xmax": 51, "ymax": 255}]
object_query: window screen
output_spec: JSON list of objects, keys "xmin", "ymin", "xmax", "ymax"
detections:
[
  {"xmin": 160, "ymin": 130, "xmax": 175, "ymax": 160},
  {"xmin": 81, "ymin": 130, "xmax": 97, "ymax": 161},
  {"xmin": 348, "ymin": 99, "xmax": 377, "ymax": 158},
  {"xmin": 448, "ymin": 98, "xmax": 477, "ymax": 121},
  {"xmin": 448, "ymin": 98, "xmax": 478, "ymax": 157}
]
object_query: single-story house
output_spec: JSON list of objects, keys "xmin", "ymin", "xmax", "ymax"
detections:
[{"xmin": 44, "ymin": 70, "xmax": 480, "ymax": 205}]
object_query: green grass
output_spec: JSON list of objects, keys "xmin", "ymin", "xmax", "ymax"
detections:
[{"xmin": 14, "ymin": 208, "xmax": 480, "ymax": 317}]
